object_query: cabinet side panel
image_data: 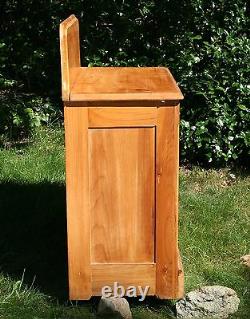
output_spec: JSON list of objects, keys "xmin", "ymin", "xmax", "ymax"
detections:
[
  {"xmin": 156, "ymin": 106, "xmax": 183, "ymax": 298},
  {"xmin": 89, "ymin": 128, "xmax": 155, "ymax": 263},
  {"xmin": 64, "ymin": 107, "xmax": 91, "ymax": 299}
]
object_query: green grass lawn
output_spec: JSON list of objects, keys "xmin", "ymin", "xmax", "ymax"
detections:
[{"xmin": 0, "ymin": 128, "xmax": 249, "ymax": 319}]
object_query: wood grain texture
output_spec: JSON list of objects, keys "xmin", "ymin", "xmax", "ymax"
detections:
[
  {"xmin": 88, "ymin": 107, "xmax": 157, "ymax": 127},
  {"xmin": 70, "ymin": 67, "xmax": 183, "ymax": 102},
  {"xmin": 177, "ymin": 249, "xmax": 184, "ymax": 298},
  {"xmin": 89, "ymin": 128, "xmax": 155, "ymax": 263},
  {"xmin": 60, "ymin": 15, "xmax": 80, "ymax": 100},
  {"xmin": 59, "ymin": 16, "xmax": 184, "ymax": 104},
  {"xmin": 64, "ymin": 106, "xmax": 91, "ymax": 300},
  {"xmin": 64, "ymin": 100, "xmax": 180, "ymax": 107},
  {"xmin": 156, "ymin": 106, "xmax": 181, "ymax": 299},
  {"xmin": 61, "ymin": 15, "xmax": 184, "ymax": 300},
  {"xmin": 91, "ymin": 264, "xmax": 156, "ymax": 296}
]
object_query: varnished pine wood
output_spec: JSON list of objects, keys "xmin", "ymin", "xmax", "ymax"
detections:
[
  {"xmin": 61, "ymin": 15, "xmax": 184, "ymax": 301},
  {"xmin": 91, "ymin": 264, "xmax": 156, "ymax": 296},
  {"xmin": 59, "ymin": 15, "xmax": 183, "ymax": 104},
  {"xmin": 156, "ymin": 106, "xmax": 181, "ymax": 298},
  {"xmin": 64, "ymin": 106, "xmax": 91, "ymax": 300},
  {"xmin": 70, "ymin": 67, "xmax": 183, "ymax": 102},
  {"xmin": 64, "ymin": 100, "xmax": 180, "ymax": 107},
  {"xmin": 177, "ymin": 249, "xmax": 184, "ymax": 298},
  {"xmin": 88, "ymin": 107, "xmax": 157, "ymax": 127},
  {"xmin": 60, "ymin": 15, "xmax": 80, "ymax": 100},
  {"xmin": 89, "ymin": 128, "xmax": 155, "ymax": 263}
]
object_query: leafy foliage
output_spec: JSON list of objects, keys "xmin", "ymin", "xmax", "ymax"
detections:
[
  {"xmin": 175, "ymin": 2, "xmax": 250, "ymax": 165},
  {"xmin": 0, "ymin": 76, "xmax": 56, "ymax": 144},
  {"xmin": 0, "ymin": 0, "xmax": 249, "ymax": 165}
]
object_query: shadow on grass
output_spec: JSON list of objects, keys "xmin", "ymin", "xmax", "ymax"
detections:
[{"xmin": 0, "ymin": 181, "xmax": 68, "ymax": 299}]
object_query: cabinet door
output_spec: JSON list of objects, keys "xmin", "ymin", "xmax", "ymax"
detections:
[{"xmin": 89, "ymin": 128, "xmax": 155, "ymax": 263}]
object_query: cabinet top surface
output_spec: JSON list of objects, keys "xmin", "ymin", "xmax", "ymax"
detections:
[{"xmin": 68, "ymin": 67, "xmax": 183, "ymax": 103}]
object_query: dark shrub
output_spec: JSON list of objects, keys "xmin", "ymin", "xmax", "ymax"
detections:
[{"xmin": 0, "ymin": 0, "xmax": 249, "ymax": 165}]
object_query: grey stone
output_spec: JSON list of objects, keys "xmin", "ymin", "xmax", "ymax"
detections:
[
  {"xmin": 240, "ymin": 254, "xmax": 250, "ymax": 268},
  {"xmin": 97, "ymin": 296, "xmax": 132, "ymax": 319},
  {"xmin": 176, "ymin": 286, "xmax": 240, "ymax": 318}
]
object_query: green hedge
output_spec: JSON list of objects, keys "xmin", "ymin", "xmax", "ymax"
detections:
[{"xmin": 0, "ymin": 0, "xmax": 249, "ymax": 165}]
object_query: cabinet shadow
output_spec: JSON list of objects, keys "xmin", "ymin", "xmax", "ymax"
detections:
[{"xmin": 0, "ymin": 182, "xmax": 68, "ymax": 299}]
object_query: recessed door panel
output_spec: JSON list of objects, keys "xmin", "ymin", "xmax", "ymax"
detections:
[{"xmin": 88, "ymin": 128, "xmax": 155, "ymax": 263}]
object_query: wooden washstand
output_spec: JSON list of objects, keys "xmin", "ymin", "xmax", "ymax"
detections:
[{"xmin": 60, "ymin": 14, "xmax": 184, "ymax": 300}]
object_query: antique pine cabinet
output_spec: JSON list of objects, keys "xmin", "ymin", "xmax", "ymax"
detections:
[{"xmin": 60, "ymin": 15, "xmax": 184, "ymax": 300}]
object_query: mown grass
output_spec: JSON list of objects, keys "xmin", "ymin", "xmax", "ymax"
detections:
[
  {"xmin": 179, "ymin": 168, "xmax": 250, "ymax": 318},
  {"xmin": 0, "ymin": 128, "xmax": 249, "ymax": 318}
]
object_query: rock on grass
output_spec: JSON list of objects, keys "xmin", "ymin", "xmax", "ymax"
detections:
[
  {"xmin": 97, "ymin": 296, "xmax": 132, "ymax": 319},
  {"xmin": 176, "ymin": 286, "xmax": 240, "ymax": 318}
]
